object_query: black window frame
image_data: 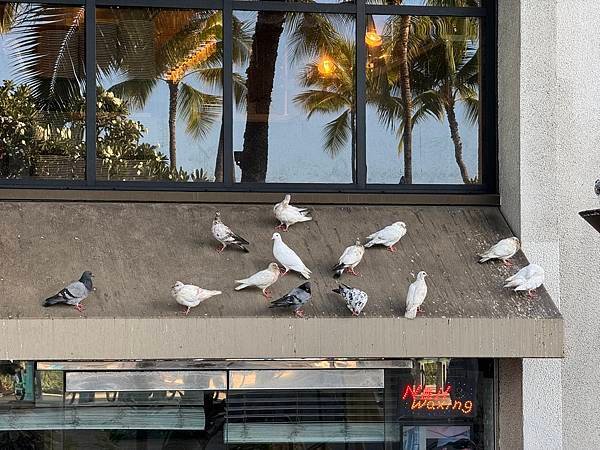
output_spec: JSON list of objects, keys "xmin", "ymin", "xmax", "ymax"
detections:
[{"xmin": 0, "ymin": 0, "xmax": 497, "ymax": 197}]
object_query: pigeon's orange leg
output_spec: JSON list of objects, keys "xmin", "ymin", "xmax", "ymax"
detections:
[
  {"xmin": 279, "ymin": 268, "xmax": 289, "ymax": 276},
  {"xmin": 503, "ymin": 259, "xmax": 513, "ymax": 267},
  {"xmin": 295, "ymin": 309, "xmax": 305, "ymax": 318},
  {"xmin": 387, "ymin": 245, "xmax": 397, "ymax": 253},
  {"xmin": 417, "ymin": 306, "xmax": 424, "ymax": 313},
  {"xmin": 216, "ymin": 244, "xmax": 226, "ymax": 253},
  {"xmin": 347, "ymin": 267, "xmax": 361, "ymax": 277},
  {"xmin": 527, "ymin": 290, "xmax": 537, "ymax": 299},
  {"xmin": 262, "ymin": 288, "xmax": 272, "ymax": 299},
  {"xmin": 74, "ymin": 304, "xmax": 85, "ymax": 313}
]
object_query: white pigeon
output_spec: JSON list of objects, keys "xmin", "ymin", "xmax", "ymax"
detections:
[
  {"xmin": 478, "ymin": 237, "xmax": 520, "ymax": 266},
  {"xmin": 171, "ymin": 281, "xmax": 222, "ymax": 315},
  {"xmin": 332, "ymin": 284, "xmax": 368, "ymax": 316},
  {"xmin": 212, "ymin": 211, "xmax": 250, "ymax": 253},
  {"xmin": 235, "ymin": 263, "xmax": 280, "ymax": 298},
  {"xmin": 364, "ymin": 221, "xmax": 407, "ymax": 252},
  {"xmin": 273, "ymin": 194, "xmax": 312, "ymax": 231},
  {"xmin": 504, "ymin": 263, "xmax": 545, "ymax": 298},
  {"xmin": 272, "ymin": 232, "xmax": 312, "ymax": 279},
  {"xmin": 332, "ymin": 238, "xmax": 365, "ymax": 278},
  {"xmin": 404, "ymin": 271, "xmax": 428, "ymax": 319}
]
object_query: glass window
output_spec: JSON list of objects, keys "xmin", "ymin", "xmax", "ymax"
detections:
[
  {"xmin": 0, "ymin": 0, "xmax": 493, "ymax": 192},
  {"xmin": 1, "ymin": 359, "xmax": 495, "ymax": 449},
  {"xmin": 0, "ymin": 3, "xmax": 86, "ymax": 180},
  {"xmin": 233, "ymin": 12, "xmax": 355, "ymax": 183},
  {"xmin": 96, "ymin": 7, "xmax": 223, "ymax": 182},
  {"xmin": 366, "ymin": 14, "xmax": 481, "ymax": 184}
]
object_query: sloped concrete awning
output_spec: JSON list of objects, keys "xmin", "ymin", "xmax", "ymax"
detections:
[{"xmin": 0, "ymin": 202, "xmax": 562, "ymax": 359}]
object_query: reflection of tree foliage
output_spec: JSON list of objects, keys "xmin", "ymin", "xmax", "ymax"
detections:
[{"xmin": 39, "ymin": 371, "xmax": 62, "ymax": 395}]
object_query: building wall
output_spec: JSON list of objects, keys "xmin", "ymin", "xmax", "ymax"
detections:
[{"xmin": 499, "ymin": 0, "xmax": 600, "ymax": 448}]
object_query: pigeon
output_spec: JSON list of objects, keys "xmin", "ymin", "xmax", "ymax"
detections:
[
  {"xmin": 212, "ymin": 211, "xmax": 249, "ymax": 253},
  {"xmin": 332, "ymin": 284, "xmax": 368, "ymax": 316},
  {"xmin": 171, "ymin": 281, "xmax": 222, "ymax": 315},
  {"xmin": 478, "ymin": 237, "xmax": 520, "ymax": 266},
  {"xmin": 333, "ymin": 238, "xmax": 365, "ymax": 278},
  {"xmin": 364, "ymin": 222, "xmax": 407, "ymax": 252},
  {"xmin": 273, "ymin": 194, "xmax": 312, "ymax": 231},
  {"xmin": 504, "ymin": 263, "xmax": 545, "ymax": 298},
  {"xmin": 269, "ymin": 282, "xmax": 312, "ymax": 317},
  {"xmin": 595, "ymin": 179, "xmax": 600, "ymax": 197},
  {"xmin": 272, "ymin": 232, "xmax": 312, "ymax": 279},
  {"xmin": 235, "ymin": 263, "xmax": 280, "ymax": 298},
  {"xmin": 404, "ymin": 271, "xmax": 428, "ymax": 319},
  {"xmin": 42, "ymin": 271, "xmax": 94, "ymax": 312}
]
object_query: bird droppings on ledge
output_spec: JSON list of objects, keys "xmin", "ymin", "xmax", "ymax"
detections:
[{"xmin": 0, "ymin": 202, "xmax": 561, "ymax": 321}]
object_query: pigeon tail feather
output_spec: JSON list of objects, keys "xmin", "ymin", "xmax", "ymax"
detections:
[
  {"xmin": 478, "ymin": 255, "xmax": 491, "ymax": 263},
  {"xmin": 234, "ymin": 283, "xmax": 249, "ymax": 291},
  {"xmin": 43, "ymin": 295, "xmax": 64, "ymax": 307},
  {"xmin": 237, "ymin": 244, "xmax": 250, "ymax": 253},
  {"xmin": 503, "ymin": 280, "xmax": 521, "ymax": 289},
  {"xmin": 404, "ymin": 308, "xmax": 417, "ymax": 319},
  {"xmin": 333, "ymin": 269, "xmax": 343, "ymax": 279},
  {"xmin": 300, "ymin": 269, "xmax": 311, "ymax": 279},
  {"xmin": 364, "ymin": 240, "xmax": 375, "ymax": 248}
]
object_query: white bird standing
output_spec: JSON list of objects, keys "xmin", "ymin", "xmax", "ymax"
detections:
[
  {"xmin": 171, "ymin": 281, "xmax": 222, "ymax": 315},
  {"xmin": 504, "ymin": 263, "xmax": 545, "ymax": 298},
  {"xmin": 332, "ymin": 238, "xmax": 365, "ymax": 278},
  {"xmin": 272, "ymin": 232, "xmax": 312, "ymax": 279},
  {"xmin": 212, "ymin": 211, "xmax": 250, "ymax": 253},
  {"xmin": 235, "ymin": 263, "xmax": 281, "ymax": 298},
  {"xmin": 273, "ymin": 194, "xmax": 312, "ymax": 231},
  {"xmin": 364, "ymin": 222, "xmax": 407, "ymax": 252},
  {"xmin": 478, "ymin": 237, "xmax": 520, "ymax": 266},
  {"xmin": 404, "ymin": 271, "xmax": 428, "ymax": 319}
]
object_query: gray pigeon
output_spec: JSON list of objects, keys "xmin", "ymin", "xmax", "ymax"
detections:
[
  {"xmin": 595, "ymin": 179, "xmax": 600, "ymax": 197},
  {"xmin": 269, "ymin": 282, "xmax": 312, "ymax": 317},
  {"xmin": 43, "ymin": 271, "xmax": 94, "ymax": 312},
  {"xmin": 332, "ymin": 283, "xmax": 368, "ymax": 317}
]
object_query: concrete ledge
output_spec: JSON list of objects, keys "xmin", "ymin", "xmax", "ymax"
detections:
[{"xmin": 0, "ymin": 317, "xmax": 563, "ymax": 360}]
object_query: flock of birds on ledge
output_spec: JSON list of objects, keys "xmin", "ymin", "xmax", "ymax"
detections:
[{"xmin": 41, "ymin": 194, "xmax": 546, "ymax": 319}]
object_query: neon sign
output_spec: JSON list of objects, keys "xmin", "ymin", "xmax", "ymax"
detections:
[{"xmin": 401, "ymin": 384, "xmax": 473, "ymax": 415}]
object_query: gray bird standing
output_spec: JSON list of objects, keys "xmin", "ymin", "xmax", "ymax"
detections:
[
  {"xmin": 332, "ymin": 284, "xmax": 368, "ymax": 316},
  {"xmin": 43, "ymin": 271, "xmax": 94, "ymax": 312},
  {"xmin": 269, "ymin": 282, "xmax": 312, "ymax": 317}
]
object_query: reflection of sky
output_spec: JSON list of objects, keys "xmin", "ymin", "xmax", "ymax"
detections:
[{"xmin": 0, "ymin": 12, "xmax": 478, "ymax": 184}]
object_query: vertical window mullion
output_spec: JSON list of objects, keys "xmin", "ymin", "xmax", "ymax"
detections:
[
  {"xmin": 223, "ymin": 0, "xmax": 234, "ymax": 187},
  {"xmin": 85, "ymin": 0, "xmax": 96, "ymax": 186},
  {"xmin": 355, "ymin": 0, "xmax": 366, "ymax": 188}
]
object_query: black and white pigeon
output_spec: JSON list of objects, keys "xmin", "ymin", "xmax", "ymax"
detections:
[
  {"xmin": 269, "ymin": 282, "xmax": 312, "ymax": 317},
  {"xmin": 212, "ymin": 211, "xmax": 250, "ymax": 253},
  {"xmin": 332, "ymin": 283, "xmax": 368, "ymax": 317},
  {"xmin": 595, "ymin": 179, "xmax": 600, "ymax": 197},
  {"xmin": 333, "ymin": 238, "xmax": 365, "ymax": 279},
  {"xmin": 42, "ymin": 271, "xmax": 94, "ymax": 312}
]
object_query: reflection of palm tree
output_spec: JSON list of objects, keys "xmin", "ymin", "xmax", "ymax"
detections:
[
  {"xmin": 239, "ymin": 12, "xmax": 345, "ymax": 182},
  {"xmin": 109, "ymin": 10, "xmax": 223, "ymax": 170},
  {"xmin": 294, "ymin": 38, "xmax": 355, "ymax": 157},
  {"xmin": 411, "ymin": 15, "xmax": 479, "ymax": 183}
]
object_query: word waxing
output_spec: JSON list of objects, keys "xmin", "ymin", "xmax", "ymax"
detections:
[{"xmin": 401, "ymin": 384, "xmax": 473, "ymax": 415}]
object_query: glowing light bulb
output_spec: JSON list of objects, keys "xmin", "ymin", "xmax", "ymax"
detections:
[
  {"xmin": 365, "ymin": 31, "xmax": 382, "ymax": 48},
  {"xmin": 317, "ymin": 57, "xmax": 335, "ymax": 76}
]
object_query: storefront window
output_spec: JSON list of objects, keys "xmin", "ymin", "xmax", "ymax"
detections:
[
  {"xmin": 0, "ymin": 359, "xmax": 495, "ymax": 449},
  {"xmin": 0, "ymin": 3, "xmax": 86, "ymax": 180}
]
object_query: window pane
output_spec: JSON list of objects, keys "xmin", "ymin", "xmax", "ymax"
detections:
[
  {"xmin": 233, "ymin": 12, "xmax": 355, "ymax": 183},
  {"xmin": 0, "ymin": 4, "xmax": 86, "ymax": 180},
  {"xmin": 96, "ymin": 7, "xmax": 222, "ymax": 182},
  {"xmin": 366, "ymin": 15, "xmax": 481, "ymax": 184}
]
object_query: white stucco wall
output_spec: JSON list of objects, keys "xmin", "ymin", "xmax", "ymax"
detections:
[{"xmin": 499, "ymin": 0, "xmax": 600, "ymax": 448}]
